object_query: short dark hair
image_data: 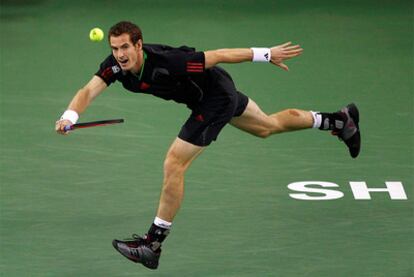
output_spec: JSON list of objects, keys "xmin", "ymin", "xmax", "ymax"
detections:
[{"xmin": 108, "ymin": 21, "xmax": 143, "ymax": 44}]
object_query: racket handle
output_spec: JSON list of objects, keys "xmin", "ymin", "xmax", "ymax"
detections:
[{"xmin": 63, "ymin": 125, "xmax": 73, "ymax": 132}]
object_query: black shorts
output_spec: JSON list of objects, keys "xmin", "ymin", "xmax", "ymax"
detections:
[{"xmin": 178, "ymin": 67, "xmax": 249, "ymax": 146}]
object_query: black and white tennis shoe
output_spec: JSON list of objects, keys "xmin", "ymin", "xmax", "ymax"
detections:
[
  {"xmin": 112, "ymin": 234, "xmax": 161, "ymax": 270},
  {"xmin": 332, "ymin": 103, "xmax": 361, "ymax": 158}
]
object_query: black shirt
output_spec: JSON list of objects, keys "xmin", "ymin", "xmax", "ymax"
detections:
[{"xmin": 95, "ymin": 43, "xmax": 217, "ymax": 108}]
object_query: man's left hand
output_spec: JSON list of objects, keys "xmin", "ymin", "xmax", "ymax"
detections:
[{"xmin": 270, "ymin": 42, "xmax": 303, "ymax": 71}]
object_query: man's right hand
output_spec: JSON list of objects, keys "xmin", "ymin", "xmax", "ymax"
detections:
[{"xmin": 55, "ymin": 119, "xmax": 73, "ymax": 135}]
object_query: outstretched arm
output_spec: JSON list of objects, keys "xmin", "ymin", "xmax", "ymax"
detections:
[
  {"xmin": 55, "ymin": 75, "xmax": 107, "ymax": 135},
  {"xmin": 204, "ymin": 42, "xmax": 303, "ymax": 71}
]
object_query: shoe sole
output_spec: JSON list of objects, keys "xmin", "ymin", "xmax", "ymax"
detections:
[
  {"xmin": 344, "ymin": 103, "xmax": 361, "ymax": 158},
  {"xmin": 347, "ymin": 103, "xmax": 359, "ymax": 124}
]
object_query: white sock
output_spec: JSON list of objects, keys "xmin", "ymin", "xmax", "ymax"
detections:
[
  {"xmin": 310, "ymin": 111, "xmax": 322, "ymax": 129},
  {"xmin": 154, "ymin": 217, "xmax": 172, "ymax": 229}
]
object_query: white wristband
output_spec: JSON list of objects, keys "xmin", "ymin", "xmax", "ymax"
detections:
[
  {"xmin": 251, "ymin": 47, "xmax": 271, "ymax": 62},
  {"xmin": 60, "ymin": 110, "xmax": 79, "ymax": 124}
]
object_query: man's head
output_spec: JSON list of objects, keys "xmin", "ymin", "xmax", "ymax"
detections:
[{"xmin": 108, "ymin": 21, "xmax": 144, "ymax": 72}]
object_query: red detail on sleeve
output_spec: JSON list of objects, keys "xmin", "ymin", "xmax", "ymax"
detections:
[
  {"xmin": 186, "ymin": 62, "xmax": 204, "ymax": 73},
  {"xmin": 101, "ymin": 67, "xmax": 114, "ymax": 79}
]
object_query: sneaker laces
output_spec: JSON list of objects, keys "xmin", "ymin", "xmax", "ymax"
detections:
[
  {"xmin": 123, "ymin": 234, "xmax": 161, "ymax": 252},
  {"xmin": 330, "ymin": 112, "xmax": 348, "ymax": 140},
  {"xmin": 121, "ymin": 234, "xmax": 146, "ymax": 243},
  {"xmin": 132, "ymin": 234, "xmax": 144, "ymax": 240}
]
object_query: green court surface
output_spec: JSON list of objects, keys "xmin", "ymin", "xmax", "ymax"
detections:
[{"xmin": 1, "ymin": 0, "xmax": 413, "ymax": 276}]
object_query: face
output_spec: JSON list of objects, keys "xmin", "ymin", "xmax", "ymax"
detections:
[{"xmin": 110, "ymin": 33, "xmax": 143, "ymax": 72}]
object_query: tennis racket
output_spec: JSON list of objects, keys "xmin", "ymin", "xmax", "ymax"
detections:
[{"xmin": 63, "ymin": 119, "xmax": 124, "ymax": 132}]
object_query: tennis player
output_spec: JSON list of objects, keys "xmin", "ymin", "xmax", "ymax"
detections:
[{"xmin": 55, "ymin": 21, "xmax": 361, "ymax": 269}]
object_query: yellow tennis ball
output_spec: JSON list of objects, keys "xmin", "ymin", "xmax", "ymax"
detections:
[{"xmin": 89, "ymin": 28, "xmax": 104, "ymax": 42}]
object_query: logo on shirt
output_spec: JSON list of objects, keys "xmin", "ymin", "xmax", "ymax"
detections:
[
  {"xmin": 195, "ymin": 114, "xmax": 204, "ymax": 122},
  {"xmin": 112, "ymin": 65, "xmax": 121, "ymax": 74},
  {"xmin": 140, "ymin": 82, "xmax": 150, "ymax": 90}
]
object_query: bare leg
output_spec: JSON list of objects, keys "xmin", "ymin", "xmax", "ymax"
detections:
[
  {"xmin": 111, "ymin": 138, "xmax": 204, "ymax": 267},
  {"xmin": 230, "ymin": 98, "xmax": 314, "ymax": 138},
  {"xmin": 156, "ymin": 137, "xmax": 204, "ymax": 222}
]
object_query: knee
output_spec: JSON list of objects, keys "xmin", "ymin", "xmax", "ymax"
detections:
[
  {"xmin": 163, "ymin": 154, "xmax": 187, "ymax": 178},
  {"xmin": 255, "ymin": 115, "xmax": 279, "ymax": 138},
  {"xmin": 256, "ymin": 130, "xmax": 272, "ymax": 139}
]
